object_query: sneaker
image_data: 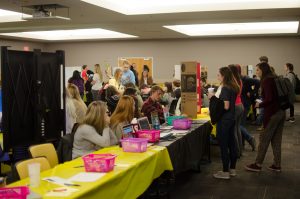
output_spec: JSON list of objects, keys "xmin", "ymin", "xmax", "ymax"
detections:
[
  {"xmin": 249, "ymin": 137, "xmax": 256, "ymax": 151},
  {"xmin": 229, "ymin": 169, "xmax": 237, "ymax": 177},
  {"xmin": 289, "ymin": 118, "xmax": 295, "ymax": 123},
  {"xmin": 213, "ymin": 171, "xmax": 230, "ymax": 179},
  {"xmin": 267, "ymin": 165, "xmax": 281, "ymax": 172},
  {"xmin": 245, "ymin": 163, "xmax": 262, "ymax": 172}
]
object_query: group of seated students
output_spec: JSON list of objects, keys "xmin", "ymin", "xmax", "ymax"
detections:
[{"xmin": 66, "ymin": 75, "xmax": 182, "ymax": 159}]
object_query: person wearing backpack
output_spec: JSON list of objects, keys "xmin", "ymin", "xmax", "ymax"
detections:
[
  {"xmin": 245, "ymin": 62, "xmax": 285, "ymax": 172},
  {"xmin": 285, "ymin": 63, "xmax": 296, "ymax": 123}
]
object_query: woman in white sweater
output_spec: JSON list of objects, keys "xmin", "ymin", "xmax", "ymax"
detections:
[{"xmin": 72, "ymin": 101, "xmax": 117, "ymax": 159}]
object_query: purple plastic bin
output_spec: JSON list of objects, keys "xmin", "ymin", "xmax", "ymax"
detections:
[
  {"xmin": 121, "ymin": 138, "xmax": 148, "ymax": 152},
  {"xmin": 173, "ymin": 118, "xmax": 192, "ymax": 130}
]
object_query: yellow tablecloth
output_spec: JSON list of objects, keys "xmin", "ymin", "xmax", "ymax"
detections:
[
  {"xmin": 194, "ymin": 108, "xmax": 216, "ymax": 137},
  {"xmin": 9, "ymin": 145, "xmax": 173, "ymax": 199}
]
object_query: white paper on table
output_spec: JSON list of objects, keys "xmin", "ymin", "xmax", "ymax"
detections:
[
  {"xmin": 115, "ymin": 163, "xmax": 131, "ymax": 168},
  {"xmin": 43, "ymin": 176, "xmax": 72, "ymax": 186},
  {"xmin": 45, "ymin": 187, "xmax": 78, "ymax": 197},
  {"xmin": 171, "ymin": 130, "xmax": 189, "ymax": 134},
  {"xmin": 160, "ymin": 126, "xmax": 173, "ymax": 130},
  {"xmin": 68, "ymin": 172, "xmax": 106, "ymax": 182}
]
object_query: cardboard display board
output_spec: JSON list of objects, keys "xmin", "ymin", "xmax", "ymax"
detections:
[{"xmin": 180, "ymin": 61, "xmax": 201, "ymax": 118}]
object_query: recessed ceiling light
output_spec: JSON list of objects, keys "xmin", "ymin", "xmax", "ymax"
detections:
[
  {"xmin": 0, "ymin": 28, "xmax": 137, "ymax": 41},
  {"xmin": 164, "ymin": 21, "xmax": 299, "ymax": 36},
  {"xmin": 0, "ymin": 8, "xmax": 30, "ymax": 23},
  {"xmin": 81, "ymin": 0, "xmax": 300, "ymax": 15}
]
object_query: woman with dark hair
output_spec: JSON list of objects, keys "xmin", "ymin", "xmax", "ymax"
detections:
[
  {"xmin": 209, "ymin": 66, "xmax": 239, "ymax": 179},
  {"xmin": 68, "ymin": 70, "xmax": 84, "ymax": 97},
  {"xmin": 105, "ymin": 85, "xmax": 120, "ymax": 115},
  {"xmin": 245, "ymin": 62, "xmax": 285, "ymax": 172},
  {"xmin": 140, "ymin": 65, "xmax": 153, "ymax": 86},
  {"xmin": 161, "ymin": 82, "xmax": 174, "ymax": 109}
]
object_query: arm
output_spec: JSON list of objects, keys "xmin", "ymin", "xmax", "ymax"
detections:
[
  {"xmin": 82, "ymin": 126, "xmax": 111, "ymax": 148},
  {"xmin": 259, "ymin": 78, "xmax": 276, "ymax": 108},
  {"xmin": 130, "ymin": 72, "xmax": 136, "ymax": 84}
]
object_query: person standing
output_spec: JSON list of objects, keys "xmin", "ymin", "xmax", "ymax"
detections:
[
  {"xmin": 91, "ymin": 64, "xmax": 103, "ymax": 101},
  {"xmin": 121, "ymin": 60, "xmax": 136, "ymax": 86},
  {"xmin": 140, "ymin": 65, "xmax": 153, "ymax": 86},
  {"xmin": 245, "ymin": 62, "xmax": 286, "ymax": 172},
  {"xmin": 209, "ymin": 67, "xmax": 239, "ymax": 179},
  {"xmin": 285, "ymin": 63, "xmax": 296, "ymax": 123},
  {"xmin": 131, "ymin": 63, "xmax": 139, "ymax": 87}
]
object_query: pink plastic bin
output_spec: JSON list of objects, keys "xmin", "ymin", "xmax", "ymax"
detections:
[
  {"xmin": 82, "ymin": 154, "xmax": 116, "ymax": 172},
  {"xmin": 173, "ymin": 118, "xmax": 192, "ymax": 130},
  {"xmin": 121, "ymin": 138, "xmax": 148, "ymax": 152},
  {"xmin": 0, "ymin": 186, "xmax": 29, "ymax": 199},
  {"xmin": 136, "ymin": 130, "xmax": 160, "ymax": 143}
]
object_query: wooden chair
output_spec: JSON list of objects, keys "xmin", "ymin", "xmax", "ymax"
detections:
[
  {"xmin": 15, "ymin": 157, "xmax": 51, "ymax": 180},
  {"xmin": 29, "ymin": 143, "xmax": 58, "ymax": 168}
]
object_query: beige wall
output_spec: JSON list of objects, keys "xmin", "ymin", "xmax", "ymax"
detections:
[
  {"xmin": 0, "ymin": 39, "xmax": 46, "ymax": 51},
  {"xmin": 45, "ymin": 37, "xmax": 300, "ymax": 83},
  {"xmin": 2, "ymin": 37, "xmax": 300, "ymax": 83}
]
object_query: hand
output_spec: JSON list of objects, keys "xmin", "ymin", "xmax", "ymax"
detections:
[
  {"xmin": 207, "ymin": 93, "xmax": 214, "ymax": 99},
  {"xmin": 255, "ymin": 102, "xmax": 260, "ymax": 108}
]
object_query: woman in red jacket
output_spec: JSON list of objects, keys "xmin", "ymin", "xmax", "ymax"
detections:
[{"xmin": 245, "ymin": 62, "xmax": 285, "ymax": 172}]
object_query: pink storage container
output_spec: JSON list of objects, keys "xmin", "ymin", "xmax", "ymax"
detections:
[
  {"xmin": 121, "ymin": 138, "xmax": 148, "ymax": 152},
  {"xmin": 0, "ymin": 186, "xmax": 29, "ymax": 199},
  {"xmin": 173, "ymin": 118, "xmax": 192, "ymax": 130},
  {"xmin": 136, "ymin": 130, "xmax": 160, "ymax": 143},
  {"xmin": 82, "ymin": 154, "xmax": 116, "ymax": 172}
]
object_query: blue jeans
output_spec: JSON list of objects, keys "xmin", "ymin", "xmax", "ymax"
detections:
[
  {"xmin": 240, "ymin": 125, "xmax": 252, "ymax": 141},
  {"xmin": 216, "ymin": 119, "xmax": 237, "ymax": 172}
]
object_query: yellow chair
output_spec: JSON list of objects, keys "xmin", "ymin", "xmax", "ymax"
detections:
[
  {"xmin": 29, "ymin": 143, "xmax": 59, "ymax": 168},
  {"xmin": 15, "ymin": 157, "xmax": 51, "ymax": 180}
]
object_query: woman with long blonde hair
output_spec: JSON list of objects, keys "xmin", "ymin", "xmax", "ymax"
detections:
[
  {"xmin": 72, "ymin": 101, "xmax": 116, "ymax": 159},
  {"xmin": 108, "ymin": 68, "xmax": 124, "ymax": 92},
  {"xmin": 91, "ymin": 64, "xmax": 103, "ymax": 100},
  {"xmin": 110, "ymin": 95, "xmax": 135, "ymax": 141},
  {"xmin": 67, "ymin": 83, "xmax": 87, "ymax": 123}
]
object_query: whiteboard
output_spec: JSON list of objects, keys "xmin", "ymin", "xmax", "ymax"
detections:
[{"xmin": 65, "ymin": 66, "xmax": 81, "ymax": 85}]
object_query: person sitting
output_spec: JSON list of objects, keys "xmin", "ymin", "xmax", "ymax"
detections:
[
  {"xmin": 110, "ymin": 96, "xmax": 135, "ymax": 142},
  {"xmin": 105, "ymin": 85, "xmax": 120, "ymax": 115},
  {"xmin": 67, "ymin": 83, "xmax": 87, "ymax": 123},
  {"xmin": 72, "ymin": 101, "xmax": 116, "ymax": 159},
  {"xmin": 141, "ymin": 85, "xmax": 165, "ymax": 124},
  {"xmin": 123, "ymin": 87, "xmax": 142, "ymax": 118}
]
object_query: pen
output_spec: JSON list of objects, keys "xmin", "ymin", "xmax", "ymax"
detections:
[{"xmin": 64, "ymin": 183, "xmax": 81, "ymax": 187}]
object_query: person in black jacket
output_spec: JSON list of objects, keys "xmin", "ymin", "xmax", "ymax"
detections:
[{"xmin": 208, "ymin": 67, "xmax": 239, "ymax": 179}]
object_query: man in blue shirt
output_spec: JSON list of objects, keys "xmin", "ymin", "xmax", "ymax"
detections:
[{"xmin": 121, "ymin": 60, "xmax": 136, "ymax": 86}]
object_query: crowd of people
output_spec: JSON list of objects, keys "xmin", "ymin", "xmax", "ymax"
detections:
[
  {"xmin": 66, "ymin": 61, "xmax": 183, "ymax": 159},
  {"xmin": 65, "ymin": 57, "xmax": 297, "ymax": 179},
  {"xmin": 208, "ymin": 56, "xmax": 297, "ymax": 179}
]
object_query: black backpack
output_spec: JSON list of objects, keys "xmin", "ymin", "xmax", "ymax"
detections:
[
  {"xmin": 291, "ymin": 72, "xmax": 300, "ymax": 94},
  {"xmin": 274, "ymin": 76, "xmax": 294, "ymax": 110}
]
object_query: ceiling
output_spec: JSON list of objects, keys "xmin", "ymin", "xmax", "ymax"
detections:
[{"xmin": 0, "ymin": 0, "xmax": 300, "ymax": 42}]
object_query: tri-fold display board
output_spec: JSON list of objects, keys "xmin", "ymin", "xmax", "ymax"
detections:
[
  {"xmin": 180, "ymin": 61, "xmax": 201, "ymax": 118},
  {"xmin": 1, "ymin": 47, "xmax": 65, "ymax": 151}
]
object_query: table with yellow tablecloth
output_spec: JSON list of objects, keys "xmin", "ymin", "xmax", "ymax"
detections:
[
  {"xmin": 9, "ymin": 145, "xmax": 173, "ymax": 199},
  {"xmin": 196, "ymin": 108, "xmax": 216, "ymax": 137}
]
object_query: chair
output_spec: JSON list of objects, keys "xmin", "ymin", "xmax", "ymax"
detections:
[
  {"xmin": 15, "ymin": 157, "xmax": 51, "ymax": 180},
  {"xmin": 29, "ymin": 143, "xmax": 58, "ymax": 168}
]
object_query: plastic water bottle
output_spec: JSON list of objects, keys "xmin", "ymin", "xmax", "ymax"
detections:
[{"xmin": 151, "ymin": 111, "xmax": 160, "ymax": 130}]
